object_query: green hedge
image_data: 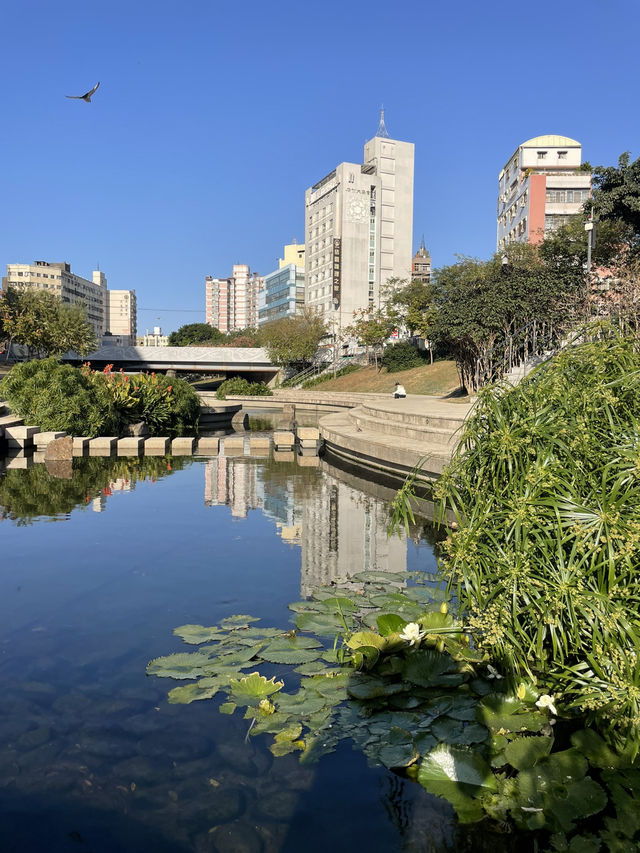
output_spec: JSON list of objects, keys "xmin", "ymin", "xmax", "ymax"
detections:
[
  {"xmin": 215, "ymin": 377, "xmax": 273, "ymax": 399},
  {"xmin": 381, "ymin": 341, "xmax": 428, "ymax": 373},
  {"xmin": 0, "ymin": 359, "xmax": 200, "ymax": 437}
]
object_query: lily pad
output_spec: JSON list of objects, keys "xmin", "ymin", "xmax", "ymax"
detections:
[
  {"xmin": 504, "ymin": 735, "xmax": 553, "ymax": 770},
  {"xmin": 167, "ymin": 681, "xmax": 221, "ymax": 704},
  {"xmin": 377, "ymin": 727, "xmax": 419, "ymax": 769},
  {"xmin": 147, "ymin": 652, "xmax": 215, "ymax": 680},
  {"xmin": 173, "ymin": 624, "xmax": 224, "ymax": 644},
  {"xmin": 419, "ymin": 743, "xmax": 497, "ymax": 790},
  {"xmin": 296, "ymin": 611, "xmax": 348, "ymax": 636},
  {"xmin": 220, "ymin": 614, "xmax": 261, "ymax": 630},
  {"xmin": 377, "ymin": 614, "xmax": 408, "ymax": 636},
  {"xmin": 402, "ymin": 649, "xmax": 459, "ymax": 688},
  {"xmin": 275, "ymin": 689, "xmax": 329, "ymax": 716},
  {"xmin": 347, "ymin": 675, "xmax": 405, "ymax": 701},
  {"xmin": 228, "ymin": 673, "xmax": 284, "ymax": 707},
  {"xmin": 347, "ymin": 631, "xmax": 387, "ymax": 651}
]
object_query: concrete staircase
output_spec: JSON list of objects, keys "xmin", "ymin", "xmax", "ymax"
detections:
[{"xmin": 319, "ymin": 395, "xmax": 473, "ymax": 482}]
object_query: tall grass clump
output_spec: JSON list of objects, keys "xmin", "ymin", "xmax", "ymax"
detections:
[{"xmin": 436, "ymin": 326, "xmax": 640, "ymax": 743}]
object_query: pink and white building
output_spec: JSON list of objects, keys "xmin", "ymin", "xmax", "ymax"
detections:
[
  {"xmin": 497, "ymin": 135, "xmax": 591, "ymax": 250},
  {"xmin": 205, "ymin": 264, "xmax": 263, "ymax": 333}
]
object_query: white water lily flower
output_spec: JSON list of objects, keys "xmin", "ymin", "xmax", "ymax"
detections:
[
  {"xmin": 400, "ymin": 622, "xmax": 426, "ymax": 647},
  {"xmin": 535, "ymin": 694, "xmax": 558, "ymax": 715},
  {"xmin": 487, "ymin": 665, "xmax": 503, "ymax": 680}
]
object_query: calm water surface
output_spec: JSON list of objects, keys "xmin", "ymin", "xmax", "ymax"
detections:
[{"xmin": 0, "ymin": 452, "xmax": 464, "ymax": 853}]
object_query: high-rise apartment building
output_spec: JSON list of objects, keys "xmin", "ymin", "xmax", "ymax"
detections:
[
  {"xmin": 412, "ymin": 238, "xmax": 431, "ymax": 283},
  {"xmin": 497, "ymin": 135, "xmax": 591, "ymax": 249},
  {"xmin": 258, "ymin": 242, "xmax": 305, "ymax": 327},
  {"xmin": 205, "ymin": 264, "xmax": 263, "ymax": 333},
  {"xmin": 304, "ymin": 111, "xmax": 414, "ymax": 328}
]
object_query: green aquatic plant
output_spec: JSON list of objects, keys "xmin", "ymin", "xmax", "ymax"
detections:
[{"xmin": 431, "ymin": 328, "xmax": 640, "ymax": 743}]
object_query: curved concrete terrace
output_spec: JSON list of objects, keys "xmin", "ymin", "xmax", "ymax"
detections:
[
  {"xmin": 220, "ymin": 390, "xmax": 474, "ymax": 482},
  {"xmin": 320, "ymin": 395, "xmax": 474, "ymax": 482}
]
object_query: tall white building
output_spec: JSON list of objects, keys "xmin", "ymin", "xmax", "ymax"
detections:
[
  {"xmin": 205, "ymin": 264, "xmax": 263, "ymax": 333},
  {"xmin": 497, "ymin": 135, "xmax": 592, "ymax": 249},
  {"xmin": 105, "ymin": 289, "xmax": 137, "ymax": 345},
  {"xmin": 304, "ymin": 111, "xmax": 414, "ymax": 329}
]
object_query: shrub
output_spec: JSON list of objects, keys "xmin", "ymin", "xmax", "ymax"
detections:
[
  {"xmin": 95, "ymin": 367, "xmax": 200, "ymax": 436},
  {"xmin": 216, "ymin": 377, "xmax": 273, "ymax": 399},
  {"xmin": 436, "ymin": 327, "xmax": 640, "ymax": 742},
  {"xmin": 0, "ymin": 357, "xmax": 117, "ymax": 437},
  {"xmin": 301, "ymin": 363, "xmax": 360, "ymax": 388},
  {"xmin": 381, "ymin": 341, "xmax": 428, "ymax": 373}
]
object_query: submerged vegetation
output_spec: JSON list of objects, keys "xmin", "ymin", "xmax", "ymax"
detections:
[{"xmin": 149, "ymin": 329, "xmax": 640, "ymax": 849}]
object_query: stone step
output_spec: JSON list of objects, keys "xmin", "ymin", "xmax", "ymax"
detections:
[
  {"xmin": 34, "ymin": 431, "xmax": 67, "ymax": 450},
  {"xmin": 0, "ymin": 414, "xmax": 23, "ymax": 429},
  {"xmin": 4, "ymin": 425, "xmax": 41, "ymax": 446},
  {"xmin": 349, "ymin": 410, "xmax": 460, "ymax": 448},
  {"xmin": 357, "ymin": 402, "xmax": 468, "ymax": 432}
]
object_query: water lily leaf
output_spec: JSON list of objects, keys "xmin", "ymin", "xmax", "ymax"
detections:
[
  {"xmin": 352, "ymin": 570, "xmax": 407, "ymax": 584},
  {"xmin": 299, "ymin": 734, "xmax": 339, "ymax": 763},
  {"xmin": 347, "ymin": 675, "xmax": 405, "ymax": 701},
  {"xmin": 270, "ymin": 738, "xmax": 305, "ymax": 756},
  {"xmin": 296, "ymin": 611, "xmax": 346, "ymax": 636},
  {"xmin": 477, "ymin": 694, "xmax": 545, "ymax": 733},
  {"xmin": 249, "ymin": 711, "xmax": 293, "ymax": 736},
  {"xmin": 305, "ymin": 672, "xmax": 350, "ymax": 698},
  {"xmin": 504, "ymin": 736, "xmax": 553, "ymax": 770},
  {"xmin": 228, "ymin": 672, "xmax": 284, "ymax": 707},
  {"xmin": 317, "ymin": 596, "xmax": 359, "ymax": 612},
  {"xmin": 417, "ymin": 744, "xmax": 496, "ymax": 823},
  {"xmin": 346, "ymin": 631, "xmax": 386, "ymax": 650},
  {"xmin": 216, "ymin": 643, "xmax": 264, "ymax": 664},
  {"xmin": 167, "ymin": 681, "xmax": 221, "ymax": 704},
  {"xmin": 276, "ymin": 689, "xmax": 329, "ymax": 715},
  {"xmin": 377, "ymin": 727, "xmax": 419, "ymax": 769},
  {"xmin": 377, "ymin": 614, "xmax": 407, "ymax": 636},
  {"xmin": 173, "ymin": 624, "xmax": 224, "ymax": 644},
  {"xmin": 260, "ymin": 647, "xmax": 322, "ymax": 665},
  {"xmin": 571, "ymin": 728, "xmax": 632, "ymax": 770},
  {"xmin": 234, "ymin": 627, "xmax": 284, "ymax": 641},
  {"xmin": 294, "ymin": 661, "xmax": 340, "ymax": 676},
  {"xmin": 549, "ymin": 777, "xmax": 608, "ymax": 832},
  {"xmin": 444, "ymin": 695, "xmax": 479, "ymax": 721},
  {"xmin": 414, "ymin": 732, "xmax": 437, "ymax": 754},
  {"xmin": 274, "ymin": 722, "xmax": 303, "ymax": 743},
  {"xmin": 419, "ymin": 743, "xmax": 497, "ymax": 790},
  {"xmin": 147, "ymin": 652, "xmax": 215, "ymax": 680},
  {"xmin": 401, "ymin": 649, "xmax": 456, "ymax": 688},
  {"xmin": 220, "ymin": 614, "xmax": 261, "ymax": 630},
  {"xmin": 219, "ymin": 701, "xmax": 236, "ymax": 714},
  {"xmin": 431, "ymin": 717, "xmax": 464, "ymax": 743}
]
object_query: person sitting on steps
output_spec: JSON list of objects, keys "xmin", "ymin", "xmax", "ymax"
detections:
[{"xmin": 393, "ymin": 383, "xmax": 406, "ymax": 399}]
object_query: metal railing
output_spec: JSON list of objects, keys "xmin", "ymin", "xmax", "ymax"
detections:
[{"xmin": 474, "ymin": 318, "xmax": 564, "ymax": 390}]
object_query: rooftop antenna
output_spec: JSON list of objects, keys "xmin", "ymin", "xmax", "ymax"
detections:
[{"xmin": 376, "ymin": 105, "xmax": 390, "ymax": 139}]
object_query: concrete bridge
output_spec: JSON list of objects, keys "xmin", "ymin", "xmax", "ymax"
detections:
[{"xmin": 64, "ymin": 345, "xmax": 278, "ymax": 383}]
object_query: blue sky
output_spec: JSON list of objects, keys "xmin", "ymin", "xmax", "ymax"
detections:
[{"xmin": 1, "ymin": 0, "xmax": 638, "ymax": 333}]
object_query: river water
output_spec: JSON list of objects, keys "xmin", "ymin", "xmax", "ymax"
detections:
[{"xmin": 0, "ymin": 450, "xmax": 472, "ymax": 853}]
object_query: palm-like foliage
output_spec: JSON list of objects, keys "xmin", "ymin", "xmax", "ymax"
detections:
[{"xmin": 437, "ymin": 326, "xmax": 640, "ymax": 743}]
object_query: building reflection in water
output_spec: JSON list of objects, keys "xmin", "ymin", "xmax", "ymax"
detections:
[{"xmin": 203, "ymin": 456, "xmax": 407, "ymax": 595}]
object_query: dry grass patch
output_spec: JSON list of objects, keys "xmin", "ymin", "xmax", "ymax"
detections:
[{"xmin": 314, "ymin": 360, "xmax": 461, "ymax": 396}]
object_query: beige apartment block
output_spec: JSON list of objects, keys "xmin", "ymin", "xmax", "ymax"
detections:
[
  {"xmin": 2, "ymin": 261, "xmax": 136, "ymax": 343},
  {"xmin": 497, "ymin": 135, "xmax": 592, "ymax": 249},
  {"xmin": 304, "ymin": 111, "xmax": 414, "ymax": 330}
]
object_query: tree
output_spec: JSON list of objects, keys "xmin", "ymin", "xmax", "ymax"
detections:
[
  {"xmin": 258, "ymin": 310, "xmax": 327, "ymax": 365},
  {"xmin": 589, "ymin": 152, "xmax": 640, "ymax": 251},
  {"xmin": 0, "ymin": 287, "xmax": 96, "ymax": 358},
  {"xmin": 384, "ymin": 278, "xmax": 438, "ymax": 362},
  {"xmin": 168, "ymin": 323, "xmax": 224, "ymax": 346},
  {"xmin": 346, "ymin": 307, "xmax": 396, "ymax": 370}
]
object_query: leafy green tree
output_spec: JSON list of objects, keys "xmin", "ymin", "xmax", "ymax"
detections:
[
  {"xmin": 589, "ymin": 152, "xmax": 640, "ymax": 250},
  {"xmin": 346, "ymin": 307, "xmax": 396, "ymax": 370},
  {"xmin": 0, "ymin": 287, "xmax": 96, "ymax": 358},
  {"xmin": 259, "ymin": 310, "xmax": 327, "ymax": 365},
  {"xmin": 384, "ymin": 277, "xmax": 438, "ymax": 362},
  {"xmin": 168, "ymin": 323, "xmax": 224, "ymax": 346}
]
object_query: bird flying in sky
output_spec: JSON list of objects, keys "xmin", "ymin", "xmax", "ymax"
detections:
[{"xmin": 66, "ymin": 82, "xmax": 100, "ymax": 103}]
